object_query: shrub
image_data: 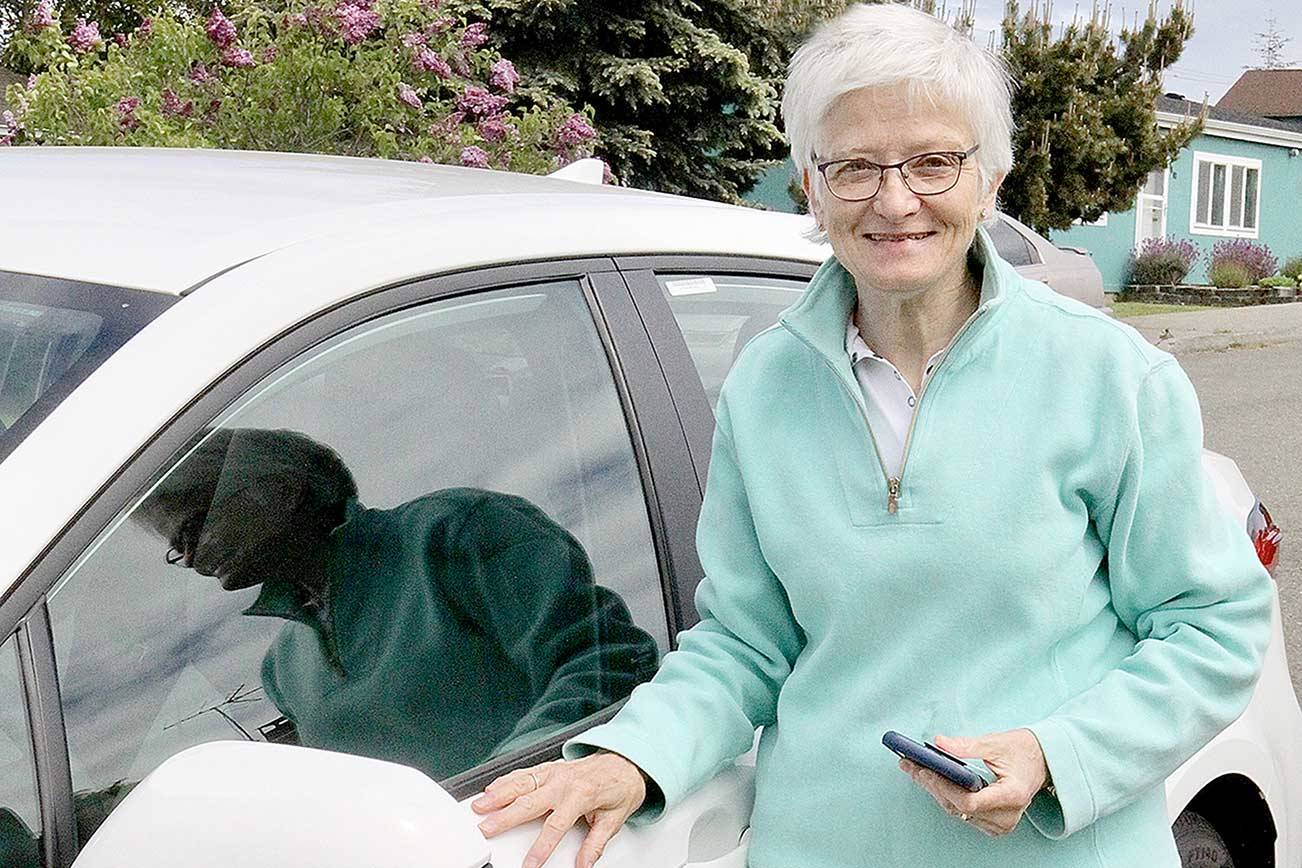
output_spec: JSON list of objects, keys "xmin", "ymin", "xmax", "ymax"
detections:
[
  {"xmin": 1128, "ymin": 236, "xmax": 1200, "ymax": 285},
  {"xmin": 1282, "ymin": 255, "xmax": 1302, "ymax": 281},
  {"xmin": 1260, "ymin": 275, "xmax": 1298, "ymax": 288},
  {"xmin": 1, "ymin": 0, "xmax": 602, "ymax": 175},
  {"xmin": 1209, "ymin": 239, "xmax": 1277, "ymax": 284},
  {"xmin": 1207, "ymin": 261, "xmax": 1252, "ymax": 289}
]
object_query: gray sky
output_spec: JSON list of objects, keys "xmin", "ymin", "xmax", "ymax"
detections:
[{"xmin": 964, "ymin": 0, "xmax": 1300, "ymax": 104}]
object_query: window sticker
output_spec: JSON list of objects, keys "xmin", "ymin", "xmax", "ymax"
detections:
[{"xmin": 663, "ymin": 277, "xmax": 718, "ymax": 297}]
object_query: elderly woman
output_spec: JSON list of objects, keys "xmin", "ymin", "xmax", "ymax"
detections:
[{"xmin": 472, "ymin": 5, "xmax": 1273, "ymax": 866}]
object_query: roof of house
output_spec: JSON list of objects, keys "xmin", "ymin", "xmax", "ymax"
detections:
[
  {"xmin": 1157, "ymin": 94, "xmax": 1302, "ymax": 135},
  {"xmin": 1217, "ymin": 69, "xmax": 1302, "ymax": 118}
]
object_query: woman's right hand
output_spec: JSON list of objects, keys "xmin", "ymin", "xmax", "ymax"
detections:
[{"xmin": 471, "ymin": 751, "xmax": 648, "ymax": 868}]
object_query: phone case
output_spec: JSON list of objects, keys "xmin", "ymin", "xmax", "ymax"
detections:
[{"xmin": 882, "ymin": 730, "xmax": 988, "ymax": 792}]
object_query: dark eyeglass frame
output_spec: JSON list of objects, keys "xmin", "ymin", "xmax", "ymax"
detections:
[{"xmin": 816, "ymin": 144, "xmax": 980, "ymax": 202}]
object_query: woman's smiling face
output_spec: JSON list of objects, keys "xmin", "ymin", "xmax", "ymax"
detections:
[{"xmin": 804, "ymin": 84, "xmax": 1002, "ymax": 299}]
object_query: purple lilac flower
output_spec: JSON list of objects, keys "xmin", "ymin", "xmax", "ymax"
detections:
[
  {"xmin": 221, "ymin": 45, "xmax": 256, "ymax": 68},
  {"xmin": 1210, "ymin": 239, "xmax": 1278, "ymax": 283},
  {"xmin": 135, "ymin": 16, "xmax": 153, "ymax": 38},
  {"xmin": 412, "ymin": 48, "xmax": 451, "ymax": 78},
  {"xmin": 419, "ymin": 0, "xmax": 441, "ymax": 9},
  {"xmin": 204, "ymin": 98, "xmax": 222, "ymax": 120},
  {"xmin": 205, "ymin": 9, "xmax": 237, "ymax": 48},
  {"xmin": 555, "ymin": 112, "xmax": 596, "ymax": 148},
  {"xmin": 29, "ymin": 0, "xmax": 55, "ymax": 30},
  {"xmin": 460, "ymin": 22, "xmax": 488, "ymax": 48},
  {"xmin": 260, "ymin": 44, "xmax": 278, "ymax": 63},
  {"xmin": 397, "ymin": 82, "xmax": 422, "ymax": 109},
  {"xmin": 334, "ymin": 2, "xmax": 379, "ymax": 44},
  {"xmin": 424, "ymin": 16, "xmax": 454, "ymax": 37},
  {"xmin": 2, "ymin": 110, "xmax": 20, "ymax": 136},
  {"xmin": 418, "ymin": 155, "xmax": 434, "ymax": 163},
  {"xmin": 477, "ymin": 116, "xmax": 512, "ymax": 142},
  {"xmin": 401, "ymin": 31, "xmax": 426, "ymax": 46},
  {"xmin": 489, "ymin": 58, "xmax": 519, "ymax": 93},
  {"xmin": 189, "ymin": 62, "xmax": 215, "ymax": 85},
  {"xmin": 430, "ymin": 110, "xmax": 465, "ymax": 139},
  {"xmin": 460, "ymin": 146, "xmax": 489, "ymax": 168},
  {"xmin": 457, "ymin": 85, "xmax": 508, "ymax": 119},
  {"xmin": 160, "ymin": 88, "xmax": 194, "ymax": 117},
  {"xmin": 27, "ymin": 74, "xmax": 38, "ymax": 90},
  {"xmin": 67, "ymin": 20, "xmax": 103, "ymax": 52},
  {"xmin": 113, "ymin": 32, "xmax": 129, "ymax": 47},
  {"xmin": 116, "ymin": 96, "xmax": 141, "ymax": 131}
]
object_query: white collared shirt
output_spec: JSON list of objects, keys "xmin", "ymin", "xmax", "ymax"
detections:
[{"xmin": 844, "ymin": 321, "xmax": 945, "ymax": 479}]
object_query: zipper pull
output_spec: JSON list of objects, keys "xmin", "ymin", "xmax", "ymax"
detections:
[{"xmin": 887, "ymin": 478, "xmax": 900, "ymax": 514}]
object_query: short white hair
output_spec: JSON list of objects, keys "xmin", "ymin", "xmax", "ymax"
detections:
[{"xmin": 783, "ymin": 3, "xmax": 1014, "ymax": 196}]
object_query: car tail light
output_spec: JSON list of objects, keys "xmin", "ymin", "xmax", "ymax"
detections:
[{"xmin": 1247, "ymin": 501, "xmax": 1281, "ymax": 579}]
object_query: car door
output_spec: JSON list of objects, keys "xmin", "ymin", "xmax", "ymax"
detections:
[{"xmin": 4, "ymin": 258, "xmax": 726, "ymax": 867}]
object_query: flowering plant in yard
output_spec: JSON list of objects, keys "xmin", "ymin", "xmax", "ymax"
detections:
[
  {"xmin": 1128, "ymin": 236, "xmax": 1200, "ymax": 286},
  {"xmin": 1209, "ymin": 239, "xmax": 1277, "ymax": 285},
  {"xmin": 2, "ymin": 0, "xmax": 602, "ymax": 174}
]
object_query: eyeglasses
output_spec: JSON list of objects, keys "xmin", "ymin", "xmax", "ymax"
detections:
[
  {"xmin": 816, "ymin": 145, "xmax": 980, "ymax": 202},
  {"xmin": 165, "ymin": 512, "xmax": 205, "ymax": 566}
]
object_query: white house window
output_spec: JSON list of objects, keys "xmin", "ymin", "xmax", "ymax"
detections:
[{"xmin": 1191, "ymin": 151, "xmax": 1261, "ymax": 238}]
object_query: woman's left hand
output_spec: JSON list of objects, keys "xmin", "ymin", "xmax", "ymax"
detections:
[{"xmin": 898, "ymin": 728, "xmax": 1048, "ymax": 837}]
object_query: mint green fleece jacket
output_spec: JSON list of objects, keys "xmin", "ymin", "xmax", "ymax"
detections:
[{"xmin": 565, "ymin": 228, "xmax": 1274, "ymax": 866}]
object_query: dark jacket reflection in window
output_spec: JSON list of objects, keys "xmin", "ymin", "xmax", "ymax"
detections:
[{"xmin": 135, "ymin": 428, "xmax": 660, "ymax": 780}]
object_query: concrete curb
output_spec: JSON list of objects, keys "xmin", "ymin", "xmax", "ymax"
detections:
[{"xmin": 1123, "ymin": 302, "xmax": 1302, "ymax": 355}]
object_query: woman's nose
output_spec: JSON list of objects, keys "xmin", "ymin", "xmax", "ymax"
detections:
[{"xmin": 872, "ymin": 168, "xmax": 921, "ymax": 218}]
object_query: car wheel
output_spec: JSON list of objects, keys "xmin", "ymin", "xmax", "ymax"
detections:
[{"xmin": 1173, "ymin": 810, "xmax": 1235, "ymax": 868}]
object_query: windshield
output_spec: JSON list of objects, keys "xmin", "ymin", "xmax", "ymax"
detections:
[{"xmin": 0, "ymin": 271, "xmax": 175, "ymax": 462}]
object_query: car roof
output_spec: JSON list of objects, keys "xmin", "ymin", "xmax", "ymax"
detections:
[{"xmin": 2, "ymin": 148, "xmax": 826, "ymax": 293}]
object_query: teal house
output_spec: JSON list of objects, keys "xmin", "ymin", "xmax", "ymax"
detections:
[
  {"xmin": 743, "ymin": 94, "xmax": 1302, "ymax": 292},
  {"xmin": 1052, "ymin": 95, "xmax": 1302, "ymax": 291}
]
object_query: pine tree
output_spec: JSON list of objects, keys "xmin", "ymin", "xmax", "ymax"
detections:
[
  {"xmin": 999, "ymin": 0, "xmax": 1202, "ymax": 234},
  {"xmin": 1251, "ymin": 15, "xmax": 1294, "ymax": 69},
  {"xmin": 479, "ymin": 0, "xmax": 788, "ymax": 203}
]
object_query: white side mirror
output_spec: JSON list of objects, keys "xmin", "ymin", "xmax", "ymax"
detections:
[{"xmin": 71, "ymin": 742, "xmax": 489, "ymax": 868}]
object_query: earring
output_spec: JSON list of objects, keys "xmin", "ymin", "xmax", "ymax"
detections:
[{"xmin": 979, "ymin": 208, "xmax": 988, "ymax": 220}]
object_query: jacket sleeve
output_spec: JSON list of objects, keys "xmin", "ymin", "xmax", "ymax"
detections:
[
  {"xmin": 1024, "ymin": 359, "xmax": 1274, "ymax": 838},
  {"xmin": 439, "ymin": 494, "xmax": 661, "ymax": 756},
  {"xmin": 563, "ymin": 394, "xmax": 807, "ymax": 821}
]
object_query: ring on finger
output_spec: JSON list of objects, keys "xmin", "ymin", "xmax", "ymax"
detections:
[{"xmin": 529, "ymin": 772, "xmax": 541, "ymax": 792}]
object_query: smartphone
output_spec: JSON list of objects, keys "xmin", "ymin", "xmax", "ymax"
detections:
[{"xmin": 882, "ymin": 730, "xmax": 989, "ymax": 792}]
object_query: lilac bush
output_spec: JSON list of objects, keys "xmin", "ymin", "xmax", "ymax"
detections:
[
  {"xmin": 3, "ymin": 0, "xmax": 603, "ymax": 175},
  {"xmin": 1128, "ymin": 236, "xmax": 1200, "ymax": 286},
  {"xmin": 1209, "ymin": 239, "xmax": 1278, "ymax": 284}
]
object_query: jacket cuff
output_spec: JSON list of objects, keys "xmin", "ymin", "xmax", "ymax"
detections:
[
  {"xmin": 1023, "ymin": 718, "xmax": 1095, "ymax": 839},
  {"xmin": 563, "ymin": 726, "xmax": 678, "ymax": 825}
]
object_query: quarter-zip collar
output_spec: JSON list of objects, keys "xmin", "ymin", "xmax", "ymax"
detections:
[
  {"xmin": 779, "ymin": 225, "xmax": 1012, "ymax": 394},
  {"xmin": 242, "ymin": 498, "xmax": 365, "ymax": 675}
]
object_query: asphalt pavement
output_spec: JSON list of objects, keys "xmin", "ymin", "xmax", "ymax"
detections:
[{"xmin": 1123, "ymin": 302, "xmax": 1302, "ymax": 698}]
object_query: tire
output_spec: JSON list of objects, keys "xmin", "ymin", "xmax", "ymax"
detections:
[{"xmin": 1173, "ymin": 810, "xmax": 1235, "ymax": 868}]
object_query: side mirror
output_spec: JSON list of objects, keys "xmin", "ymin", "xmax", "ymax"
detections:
[{"xmin": 71, "ymin": 741, "xmax": 489, "ymax": 868}]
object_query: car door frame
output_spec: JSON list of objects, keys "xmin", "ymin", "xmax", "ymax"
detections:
[
  {"xmin": 616, "ymin": 254, "xmax": 821, "ymax": 622},
  {"xmin": 0, "ymin": 256, "xmax": 701, "ymax": 867}
]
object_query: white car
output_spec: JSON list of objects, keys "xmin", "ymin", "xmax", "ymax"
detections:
[{"xmin": 0, "ymin": 148, "xmax": 1296, "ymax": 868}]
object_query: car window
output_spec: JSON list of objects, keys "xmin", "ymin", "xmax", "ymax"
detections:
[
  {"xmin": 985, "ymin": 218, "xmax": 1040, "ymax": 267},
  {"xmin": 0, "ymin": 273, "xmax": 175, "ymax": 463},
  {"xmin": 656, "ymin": 273, "xmax": 809, "ymax": 409},
  {"xmin": 0, "ymin": 633, "xmax": 42, "ymax": 868},
  {"xmin": 45, "ymin": 279, "xmax": 667, "ymax": 845}
]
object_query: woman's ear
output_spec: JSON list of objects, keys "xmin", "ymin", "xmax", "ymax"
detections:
[
  {"xmin": 981, "ymin": 170, "xmax": 1008, "ymax": 220},
  {"xmin": 802, "ymin": 168, "xmax": 823, "ymax": 228}
]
